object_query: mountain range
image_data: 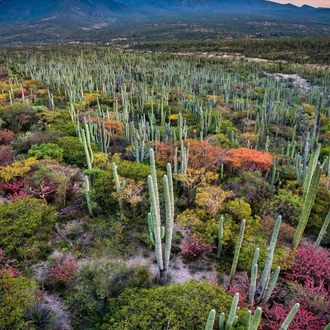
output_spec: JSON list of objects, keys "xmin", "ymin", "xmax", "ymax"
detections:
[{"xmin": 0, "ymin": 0, "xmax": 329, "ymax": 45}]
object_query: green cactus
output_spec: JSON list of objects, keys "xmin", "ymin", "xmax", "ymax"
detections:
[
  {"xmin": 112, "ymin": 162, "xmax": 126, "ymax": 218},
  {"xmin": 279, "ymin": 303, "xmax": 299, "ymax": 330},
  {"xmin": 315, "ymin": 208, "xmax": 330, "ymax": 248},
  {"xmin": 205, "ymin": 309, "xmax": 216, "ymax": 330},
  {"xmin": 293, "ymin": 163, "xmax": 321, "ymax": 248},
  {"xmin": 248, "ymin": 307, "xmax": 262, "ymax": 330},
  {"xmin": 148, "ymin": 149, "xmax": 174, "ymax": 284},
  {"xmin": 226, "ymin": 293, "xmax": 239, "ymax": 330},
  {"xmin": 84, "ymin": 175, "xmax": 93, "ymax": 217},
  {"xmin": 81, "ymin": 127, "xmax": 94, "ymax": 171},
  {"xmin": 255, "ymin": 215, "xmax": 281, "ymax": 302},
  {"xmin": 229, "ymin": 219, "xmax": 246, "ymax": 284},
  {"xmin": 217, "ymin": 216, "xmax": 224, "ymax": 258}
]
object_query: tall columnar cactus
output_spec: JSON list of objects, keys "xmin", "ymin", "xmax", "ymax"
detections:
[
  {"xmin": 204, "ymin": 309, "xmax": 216, "ymax": 330},
  {"xmin": 112, "ymin": 162, "xmax": 126, "ymax": 218},
  {"xmin": 148, "ymin": 149, "xmax": 174, "ymax": 284},
  {"xmin": 218, "ymin": 293, "xmax": 239, "ymax": 330},
  {"xmin": 84, "ymin": 175, "xmax": 93, "ymax": 217},
  {"xmin": 249, "ymin": 248, "xmax": 260, "ymax": 305},
  {"xmin": 255, "ymin": 215, "xmax": 281, "ymax": 303},
  {"xmin": 248, "ymin": 307, "xmax": 262, "ymax": 330},
  {"xmin": 279, "ymin": 303, "xmax": 299, "ymax": 330},
  {"xmin": 293, "ymin": 163, "xmax": 321, "ymax": 248},
  {"xmin": 217, "ymin": 216, "xmax": 224, "ymax": 258},
  {"xmin": 315, "ymin": 207, "xmax": 330, "ymax": 248},
  {"xmin": 80, "ymin": 127, "xmax": 93, "ymax": 171},
  {"xmin": 229, "ymin": 219, "xmax": 246, "ymax": 284}
]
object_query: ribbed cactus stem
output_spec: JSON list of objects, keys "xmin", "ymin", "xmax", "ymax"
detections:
[
  {"xmin": 324, "ymin": 323, "xmax": 330, "ymax": 330},
  {"xmin": 148, "ymin": 151, "xmax": 174, "ymax": 284},
  {"xmin": 244, "ymin": 310, "xmax": 251, "ymax": 328},
  {"xmin": 204, "ymin": 309, "xmax": 216, "ymax": 330},
  {"xmin": 315, "ymin": 208, "xmax": 330, "ymax": 248},
  {"xmin": 229, "ymin": 219, "xmax": 246, "ymax": 283},
  {"xmin": 219, "ymin": 312, "xmax": 225, "ymax": 330},
  {"xmin": 293, "ymin": 163, "xmax": 321, "ymax": 248},
  {"xmin": 217, "ymin": 216, "xmax": 224, "ymax": 258},
  {"xmin": 249, "ymin": 263, "xmax": 258, "ymax": 306},
  {"xmin": 279, "ymin": 303, "xmax": 299, "ymax": 330},
  {"xmin": 81, "ymin": 128, "xmax": 93, "ymax": 171},
  {"xmin": 262, "ymin": 266, "xmax": 280, "ymax": 303},
  {"xmin": 112, "ymin": 162, "xmax": 125, "ymax": 218},
  {"xmin": 225, "ymin": 293, "xmax": 239, "ymax": 330},
  {"xmin": 84, "ymin": 175, "xmax": 93, "ymax": 217},
  {"xmin": 255, "ymin": 215, "xmax": 281, "ymax": 302},
  {"xmin": 148, "ymin": 174, "xmax": 164, "ymax": 273},
  {"xmin": 248, "ymin": 307, "xmax": 262, "ymax": 330}
]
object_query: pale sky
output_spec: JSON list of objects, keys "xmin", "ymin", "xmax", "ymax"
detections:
[{"xmin": 270, "ymin": 0, "xmax": 330, "ymax": 7}]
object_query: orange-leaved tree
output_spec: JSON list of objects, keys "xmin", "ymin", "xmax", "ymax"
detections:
[
  {"xmin": 154, "ymin": 139, "xmax": 225, "ymax": 171},
  {"xmin": 225, "ymin": 148, "xmax": 273, "ymax": 172}
]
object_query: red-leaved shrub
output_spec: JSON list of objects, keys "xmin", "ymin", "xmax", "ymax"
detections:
[
  {"xmin": 154, "ymin": 139, "xmax": 225, "ymax": 171},
  {"xmin": 0, "ymin": 129, "xmax": 15, "ymax": 145},
  {"xmin": 0, "ymin": 249, "xmax": 21, "ymax": 278},
  {"xmin": 181, "ymin": 236, "xmax": 214, "ymax": 259},
  {"xmin": 225, "ymin": 147, "xmax": 273, "ymax": 172},
  {"xmin": 0, "ymin": 145, "xmax": 14, "ymax": 165},
  {"xmin": 283, "ymin": 243, "xmax": 330, "ymax": 289},
  {"xmin": 45, "ymin": 257, "xmax": 78, "ymax": 289},
  {"xmin": 262, "ymin": 303, "xmax": 327, "ymax": 330}
]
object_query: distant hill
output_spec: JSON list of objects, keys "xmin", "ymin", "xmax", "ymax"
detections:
[{"xmin": 0, "ymin": 0, "xmax": 329, "ymax": 45}]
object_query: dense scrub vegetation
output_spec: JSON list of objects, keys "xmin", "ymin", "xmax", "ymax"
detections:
[{"xmin": 0, "ymin": 44, "xmax": 329, "ymax": 329}]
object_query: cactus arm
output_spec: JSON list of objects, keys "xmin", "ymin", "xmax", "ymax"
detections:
[
  {"xmin": 217, "ymin": 216, "xmax": 224, "ymax": 258},
  {"xmin": 315, "ymin": 208, "xmax": 330, "ymax": 248},
  {"xmin": 248, "ymin": 307, "xmax": 262, "ymax": 330},
  {"xmin": 219, "ymin": 312, "xmax": 225, "ymax": 330},
  {"xmin": 279, "ymin": 303, "xmax": 299, "ymax": 330},
  {"xmin": 229, "ymin": 219, "xmax": 246, "ymax": 283},
  {"xmin": 225, "ymin": 293, "xmax": 239, "ymax": 330},
  {"xmin": 205, "ymin": 309, "xmax": 216, "ymax": 330},
  {"xmin": 293, "ymin": 163, "xmax": 321, "ymax": 248},
  {"xmin": 262, "ymin": 266, "xmax": 280, "ymax": 303},
  {"xmin": 255, "ymin": 215, "xmax": 281, "ymax": 302}
]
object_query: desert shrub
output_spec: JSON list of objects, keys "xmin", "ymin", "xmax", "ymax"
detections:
[
  {"xmin": 13, "ymin": 131, "xmax": 64, "ymax": 154},
  {"xmin": 0, "ymin": 145, "xmax": 14, "ymax": 165},
  {"xmin": 181, "ymin": 235, "xmax": 215, "ymax": 259},
  {"xmin": 0, "ymin": 197, "xmax": 56, "ymax": 261},
  {"xmin": 28, "ymin": 143, "xmax": 63, "ymax": 161},
  {"xmin": 102, "ymin": 281, "xmax": 245, "ymax": 330},
  {"xmin": 225, "ymin": 199, "xmax": 252, "ymax": 221},
  {"xmin": 154, "ymin": 139, "xmax": 225, "ymax": 171},
  {"xmin": 307, "ymin": 184, "xmax": 330, "ymax": 236},
  {"xmin": 262, "ymin": 303, "xmax": 327, "ymax": 330},
  {"xmin": 283, "ymin": 243, "xmax": 330, "ymax": 289},
  {"xmin": 64, "ymin": 261, "xmax": 152, "ymax": 329},
  {"xmin": 57, "ymin": 136, "xmax": 98, "ymax": 168},
  {"xmin": 261, "ymin": 216, "xmax": 295, "ymax": 245},
  {"xmin": 0, "ymin": 103, "xmax": 39, "ymax": 132},
  {"xmin": 207, "ymin": 133, "xmax": 231, "ymax": 148},
  {"xmin": 225, "ymin": 171, "xmax": 272, "ymax": 214},
  {"xmin": 225, "ymin": 148, "xmax": 273, "ymax": 172},
  {"xmin": 261, "ymin": 189, "xmax": 303, "ymax": 226},
  {"xmin": 45, "ymin": 256, "xmax": 79, "ymax": 291},
  {"xmin": 0, "ymin": 269, "xmax": 36, "ymax": 330},
  {"xmin": 0, "ymin": 128, "xmax": 15, "ymax": 145},
  {"xmin": 0, "ymin": 157, "xmax": 38, "ymax": 182},
  {"xmin": 195, "ymin": 185, "xmax": 233, "ymax": 217}
]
